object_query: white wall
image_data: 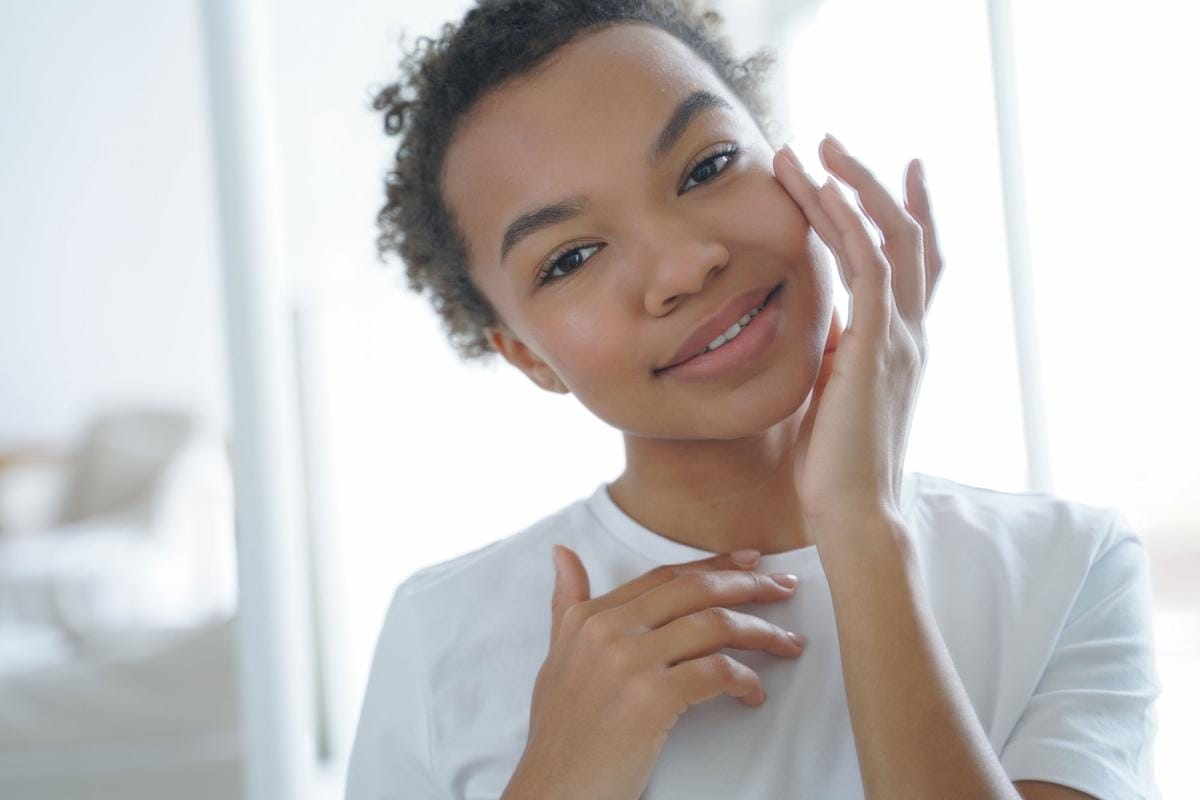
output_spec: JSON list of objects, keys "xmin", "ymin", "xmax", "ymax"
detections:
[
  {"xmin": 259, "ymin": 0, "xmax": 479, "ymax": 770},
  {"xmin": 0, "ymin": 2, "xmax": 229, "ymax": 448}
]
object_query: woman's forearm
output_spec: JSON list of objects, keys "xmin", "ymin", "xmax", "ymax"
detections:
[{"xmin": 817, "ymin": 515, "xmax": 1021, "ymax": 800}]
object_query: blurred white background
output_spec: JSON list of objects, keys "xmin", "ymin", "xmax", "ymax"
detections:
[{"xmin": 0, "ymin": 0, "xmax": 1195, "ymax": 798}]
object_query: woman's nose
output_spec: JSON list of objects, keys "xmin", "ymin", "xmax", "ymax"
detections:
[{"xmin": 631, "ymin": 218, "xmax": 731, "ymax": 309}]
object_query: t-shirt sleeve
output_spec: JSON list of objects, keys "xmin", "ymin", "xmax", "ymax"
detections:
[
  {"xmin": 999, "ymin": 510, "xmax": 1163, "ymax": 800},
  {"xmin": 345, "ymin": 584, "xmax": 444, "ymax": 800}
]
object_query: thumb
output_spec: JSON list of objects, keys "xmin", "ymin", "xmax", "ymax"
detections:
[{"xmin": 549, "ymin": 544, "xmax": 590, "ymax": 644}]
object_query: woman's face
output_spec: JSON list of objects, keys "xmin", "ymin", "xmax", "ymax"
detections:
[{"xmin": 442, "ymin": 22, "xmax": 834, "ymax": 440}]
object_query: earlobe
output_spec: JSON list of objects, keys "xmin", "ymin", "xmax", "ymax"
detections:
[
  {"xmin": 527, "ymin": 364, "xmax": 570, "ymax": 395},
  {"xmin": 539, "ymin": 372, "xmax": 570, "ymax": 394}
]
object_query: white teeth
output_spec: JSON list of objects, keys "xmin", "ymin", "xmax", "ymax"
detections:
[{"xmin": 703, "ymin": 297, "xmax": 768, "ymax": 353}]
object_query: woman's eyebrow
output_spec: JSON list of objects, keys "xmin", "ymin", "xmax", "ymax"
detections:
[
  {"xmin": 500, "ymin": 197, "xmax": 590, "ymax": 266},
  {"xmin": 650, "ymin": 89, "xmax": 733, "ymax": 166},
  {"xmin": 498, "ymin": 89, "xmax": 733, "ymax": 267}
]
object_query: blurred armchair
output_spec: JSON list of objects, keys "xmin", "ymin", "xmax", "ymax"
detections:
[{"xmin": 0, "ymin": 408, "xmax": 238, "ymax": 673}]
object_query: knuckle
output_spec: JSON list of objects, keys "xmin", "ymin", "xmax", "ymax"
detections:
[
  {"xmin": 681, "ymin": 570, "xmax": 717, "ymax": 593},
  {"xmin": 656, "ymin": 563, "xmax": 685, "ymax": 581},
  {"xmin": 580, "ymin": 611, "xmax": 618, "ymax": 646},
  {"xmin": 560, "ymin": 602, "xmax": 588, "ymax": 631},
  {"xmin": 868, "ymin": 346, "xmax": 890, "ymax": 378},
  {"xmin": 710, "ymin": 653, "xmax": 741, "ymax": 686},
  {"xmin": 745, "ymin": 571, "xmax": 767, "ymax": 594},
  {"xmin": 701, "ymin": 605, "xmax": 735, "ymax": 631},
  {"xmin": 896, "ymin": 337, "xmax": 921, "ymax": 369}
]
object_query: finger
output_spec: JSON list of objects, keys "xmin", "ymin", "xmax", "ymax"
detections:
[
  {"xmin": 550, "ymin": 544, "xmax": 591, "ymax": 643},
  {"xmin": 820, "ymin": 135, "xmax": 926, "ymax": 322},
  {"xmin": 664, "ymin": 652, "xmax": 767, "ymax": 708},
  {"xmin": 816, "ymin": 176, "xmax": 893, "ymax": 343},
  {"xmin": 613, "ymin": 568, "xmax": 797, "ymax": 632},
  {"xmin": 646, "ymin": 606, "xmax": 807, "ymax": 665},
  {"xmin": 578, "ymin": 549, "xmax": 763, "ymax": 622},
  {"xmin": 774, "ymin": 146, "xmax": 853, "ymax": 295},
  {"xmin": 820, "ymin": 135, "xmax": 918, "ymax": 247},
  {"xmin": 904, "ymin": 159, "xmax": 946, "ymax": 309}
]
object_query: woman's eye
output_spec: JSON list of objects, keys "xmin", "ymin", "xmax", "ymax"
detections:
[
  {"xmin": 680, "ymin": 145, "xmax": 739, "ymax": 192},
  {"xmin": 537, "ymin": 243, "xmax": 601, "ymax": 285},
  {"xmin": 533, "ymin": 146, "xmax": 738, "ymax": 287}
]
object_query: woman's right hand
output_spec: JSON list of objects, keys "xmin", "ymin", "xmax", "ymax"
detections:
[{"xmin": 501, "ymin": 545, "xmax": 806, "ymax": 800}]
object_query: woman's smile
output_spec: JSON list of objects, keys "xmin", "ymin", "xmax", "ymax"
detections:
[{"xmin": 655, "ymin": 281, "xmax": 786, "ymax": 382}]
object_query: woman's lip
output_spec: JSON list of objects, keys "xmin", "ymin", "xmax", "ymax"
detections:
[
  {"xmin": 654, "ymin": 283, "xmax": 784, "ymax": 381},
  {"xmin": 654, "ymin": 282, "xmax": 784, "ymax": 375},
  {"xmin": 658, "ymin": 282, "xmax": 784, "ymax": 371}
]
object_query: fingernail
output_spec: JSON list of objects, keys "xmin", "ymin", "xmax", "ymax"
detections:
[
  {"xmin": 914, "ymin": 158, "xmax": 927, "ymax": 185},
  {"xmin": 780, "ymin": 144, "xmax": 802, "ymax": 169},
  {"xmin": 770, "ymin": 573, "xmax": 799, "ymax": 589},
  {"xmin": 824, "ymin": 132, "xmax": 848, "ymax": 155},
  {"xmin": 781, "ymin": 146, "xmax": 820, "ymax": 192},
  {"xmin": 731, "ymin": 549, "xmax": 761, "ymax": 567},
  {"xmin": 788, "ymin": 631, "xmax": 806, "ymax": 648}
]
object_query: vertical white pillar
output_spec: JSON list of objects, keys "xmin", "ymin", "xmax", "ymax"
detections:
[
  {"xmin": 985, "ymin": 0, "xmax": 1054, "ymax": 493},
  {"xmin": 197, "ymin": 1, "xmax": 316, "ymax": 798}
]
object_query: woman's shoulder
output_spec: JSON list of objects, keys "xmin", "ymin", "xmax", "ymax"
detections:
[
  {"xmin": 911, "ymin": 470, "xmax": 1126, "ymax": 556},
  {"xmin": 905, "ymin": 473, "xmax": 1142, "ymax": 655},
  {"xmin": 396, "ymin": 488, "xmax": 598, "ymax": 606}
]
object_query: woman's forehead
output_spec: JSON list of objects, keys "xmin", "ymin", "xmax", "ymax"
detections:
[
  {"xmin": 442, "ymin": 23, "xmax": 747, "ymax": 266},
  {"xmin": 451, "ymin": 23, "xmax": 725, "ymax": 157}
]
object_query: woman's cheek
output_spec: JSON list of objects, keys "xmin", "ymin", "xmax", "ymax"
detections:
[
  {"xmin": 723, "ymin": 169, "xmax": 811, "ymax": 248},
  {"xmin": 556, "ymin": 304, "xmax": 631, "ymax": 372}
]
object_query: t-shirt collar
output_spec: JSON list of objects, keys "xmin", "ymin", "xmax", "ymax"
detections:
[{"xmin": 585, "ymin": 472, "xmax": 921, "ymax": 578}]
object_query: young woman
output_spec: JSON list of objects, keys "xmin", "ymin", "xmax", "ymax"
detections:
[{"xmin": 347, "ymin": 2, "xmax": 1161, "ymax": 798}]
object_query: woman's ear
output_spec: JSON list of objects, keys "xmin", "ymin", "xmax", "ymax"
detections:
[{"xmin": 488, "ymin": 327, "xmax": 570, "ymax": 394}]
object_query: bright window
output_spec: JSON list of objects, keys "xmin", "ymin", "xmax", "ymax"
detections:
[{"xmin": 778, "ymin": 1, "xmax": 1198, "ymax": 796}]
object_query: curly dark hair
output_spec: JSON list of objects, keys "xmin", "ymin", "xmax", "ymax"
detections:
[{"xmin": 371, "ymin": 0, "xmax": 777, "ymax": 363}]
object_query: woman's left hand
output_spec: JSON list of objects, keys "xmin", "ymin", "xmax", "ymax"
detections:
[{"xmin": 773, "ymin": 135, "xmax": 945, "ymax": 536}]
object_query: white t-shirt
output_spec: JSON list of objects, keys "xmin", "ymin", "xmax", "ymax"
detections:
[{"xmin": 345, "ymin": 471, "xmax": 1162, "ymax": 800}]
